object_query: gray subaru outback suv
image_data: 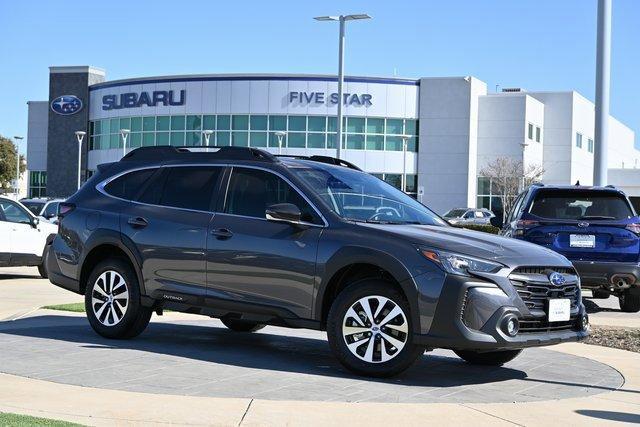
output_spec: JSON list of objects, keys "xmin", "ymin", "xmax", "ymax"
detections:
[{"xmin": 48, "ymin": 146, "xmax": 589, "ymax": 377}]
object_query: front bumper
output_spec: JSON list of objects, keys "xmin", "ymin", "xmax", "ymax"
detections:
[
  {"xmin": 573, "ymin": 260, "xmax": 640, "ymax": 290},
  {"xmin": 413, "ymin": 271, "xmax": 588, "ymax": 351}
]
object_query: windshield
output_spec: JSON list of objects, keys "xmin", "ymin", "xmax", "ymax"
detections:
[
  {"xmin": 288, "ymin": 161, "xmax": 446, "ymax": 225},
  {"xmin": 530, "ymin": 190, "xmax": 635, "ymax": 220},
  {"xmin": 22, "ymin": 201, "xmax": 45, "ymax": 215},
  {"xmin": 444, "ymin": 209, "xmax": 467, "ymax": 218}
]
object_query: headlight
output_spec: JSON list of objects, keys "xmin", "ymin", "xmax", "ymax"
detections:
[{"xmin": 420, "ymin": 249, "xmax": 504, "ymax": 276}]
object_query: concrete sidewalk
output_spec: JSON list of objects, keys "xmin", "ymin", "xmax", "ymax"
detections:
[{"xmin": 0, "ymin": 343, "xmax": 638, "ymax": 426}]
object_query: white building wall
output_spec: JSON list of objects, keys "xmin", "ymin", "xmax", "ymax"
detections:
[
  {"xmin": 418, "ymin": 77, "xmax": 486, "ymax": 213},
  {"xmin": 609, "ymin": 117, "xmax": 639, "ymax": 169},
  {"xmin": 609, "ymin": 168, "xmax": 640, "ymax": 198},
  {"xmin": 26, "ymin": 101, "xmax": 49, "ymax": 171},
  {"xmin": 87, "ymin": 76, "xmax": 419, "ymax": 174},
  {"xmin": 477, "ymin": 94, "xmax": 544, "ymax": 173}
]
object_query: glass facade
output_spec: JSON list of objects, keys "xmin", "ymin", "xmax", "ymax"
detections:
[
  {"xmin": 476, "ymin": 176, "xmax": 504, "ymax": 218},
  {"xmin": 89, "ymin": 114, "xmax": 419, "ymax": 153},
  {"xmin": 29, "ymin": 171, "xmax": 47, "ymax": 198}
]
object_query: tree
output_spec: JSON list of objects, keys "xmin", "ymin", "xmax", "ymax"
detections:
[
  {"xmin": 0, "ymin": 135, "xmax": 27, "ymax": 192},
  {"xmin": 479, "ymin": 156, "xmax": 544, "ymax": 220}
]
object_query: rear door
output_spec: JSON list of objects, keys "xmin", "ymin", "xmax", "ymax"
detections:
[
  {"xmin": 525, "ymin": 189, "xmax": 640, "ymax": 262},
  {"xmin": 205, "ymin": 166, "xmax": 323, "ymax": 318},
  {"xmin": 0, "ymin": 199, "xmax": 45, "ymax": 262},
  {"xmin": 118, "ymin": 165, "xmax": 223, "ymax": 303}
]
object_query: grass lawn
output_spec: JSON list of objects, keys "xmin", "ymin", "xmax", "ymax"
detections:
[
  {"xmin": 0, "ymin": 412, "xmax": 83, "ymax": 426},
  {"xmin": 42, "ymin": 303, "xmax": 85, "ymax": 313}
]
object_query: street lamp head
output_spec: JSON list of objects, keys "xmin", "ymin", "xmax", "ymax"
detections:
[
  {"xmin": 314, "ymin": 16, "xmax": 339, "ymax": 21},
  {"xmin": 13, "ymin": 136, "xmax": 24, "ymax": 140},
  {"xmin": 75, "ymin": 131, "xmax": 86, "ymax": 144},
  {"xmin": 119, "ymin": 129, "xmax": 130, "ymax": 137},
  {"xmin": 202, "ymin": 130, "xmax": 214, "ymax": 136},
  {"xmin": 344, "ymin": 14, "xmax": 371, "ymax": 21},
  {"xmin": 274, "ymin": 131, "xmax": 287, "ymax": 138}
]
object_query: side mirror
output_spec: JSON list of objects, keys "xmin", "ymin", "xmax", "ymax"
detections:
[
  {"xmin": 489, "ymin": 216, "xmax": 503, "ymax": 229},
  {"xmin": 31, "ymin": 217, "xmax": 40, "ymax": 228},
  {"xmin": 266, "ymin": 203, "xmax": 302, "ymax": 224}
]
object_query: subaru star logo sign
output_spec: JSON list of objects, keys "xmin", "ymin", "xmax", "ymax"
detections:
[
  {"xmin": 51, "ymin": 95, "xmax": 83, "ymax": 115},
  {"xmin": 578, "ymin": 221, "xmax": 590, "ymax": 228},
  {"xmin": 549, "ymin": 272, "xmax": 566, "ymax": 286}
]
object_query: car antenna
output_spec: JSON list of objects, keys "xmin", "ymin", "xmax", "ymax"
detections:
[{"xmin": 575, "ymin": 180, "xmax": 580, "ymax": 186}]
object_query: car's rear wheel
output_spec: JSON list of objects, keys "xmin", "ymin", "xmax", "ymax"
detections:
[
  {"xmin": 37, "ymin": 246, "xmax": 49, "ymax": 279},
  {"xmin": 85, "ymin": 258, "xmax": 152, "ymax": 339},
  {"xmin": 327, "ymin": 280, "xmax": 424, "ymax": 377},
  {"xmin": 220, "ymin": 317, "xmax": 265, "ymax": 332},
  {"xmin": 619, "ymin": 289, "xmax": 640, "ymax": 313},
  {"xmin": 454, "ymin": 349, "xmax": 522, "ymax": 366}
]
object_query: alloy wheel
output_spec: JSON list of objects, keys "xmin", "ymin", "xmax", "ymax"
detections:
[
  {"xmin": 91, "ymin": 270, "xmax": 129, "ymax": 326},
  {"xmin": 342, "ymin": 295, "xmax": 409, "ymax": 363}
]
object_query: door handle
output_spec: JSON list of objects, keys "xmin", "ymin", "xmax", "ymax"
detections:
[
  {"xmin": 211, "ymin": 228, "xmax": 233, "ymax": 240},
  {"xmin": 127, "ymin": 217, "xmax": 148, "ymax": 228}
]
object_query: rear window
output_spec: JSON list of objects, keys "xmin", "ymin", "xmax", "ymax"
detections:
[
  {"xmin": 104, "ymin": 169, "xmax": 157, "ymax": 200},
  {"xmin": 529, "ymin": 190, "xmax": 634, "ymax": 220},
  {"xmin": 22, "ymin": 201, "xmax": 45, "ymax": 215}
]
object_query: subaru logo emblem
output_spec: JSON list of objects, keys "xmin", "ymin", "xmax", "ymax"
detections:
[
  {"xmin": 549, "ymin": 272, "xmax": 566, "ymax": 286},
  {"xmin": 578, "ymin": 221, "xmax": 590, "ymax": 228},
  {"xmin": 51, "ymin": 95, "xmax": 83, "ymax": 115}
]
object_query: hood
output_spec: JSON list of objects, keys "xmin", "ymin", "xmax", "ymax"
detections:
[{"xmin": 357, "ymin": 223, "xmax": 572, "ymax": 269}]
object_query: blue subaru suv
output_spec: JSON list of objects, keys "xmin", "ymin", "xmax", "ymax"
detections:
[{"xmin": 494, "ymin": 184, "xmax": 640, "ymax": 312}]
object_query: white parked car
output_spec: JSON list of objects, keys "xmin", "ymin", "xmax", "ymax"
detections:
[{"xmin": 0, "ymin": 196, "xmax": 58, "ymax": 278}]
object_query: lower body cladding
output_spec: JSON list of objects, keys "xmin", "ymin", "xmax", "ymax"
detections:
[
  {"xmin": 573, "ymin": 260, "xmax": 640, "ymax": 291},
  {"xmin": 413, "ymin": 272, "xmax": 589, "ymax": 351}
]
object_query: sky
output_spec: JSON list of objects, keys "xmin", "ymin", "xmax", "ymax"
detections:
[{"xmin": 1, "ymin": 0, "xmax": 638, "ymax": 154}]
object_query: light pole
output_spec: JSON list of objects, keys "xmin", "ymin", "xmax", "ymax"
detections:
[
  {"xmin": 594, "ymin": 0, "xmax": 611, "ymax": 186},
  {"xmin": 314, "ymin": 14, "xmax": 371, "ymax": 160},
  {"xmin": 75, "ymin": 131, "xmax": 86, "ymax": 190},
  {"xmin": 202, "ymin": 130, "xmax": 214, "ymax": 148},
  {"xmin": 400, "ymin": 135, "xmax": 410, "ymax": 192},
  {"xmin": 520, "ymin": 142, "xmax": 529, "ymax": 191},
  {"xmin": 13, "ymin": 136, "xmax": 23, "ymax": 198},
  {"xmin": 274, "ymin": 131, "xmax": 287, "ymax": 155},
  {"xmin": 119, "ymin": 129, "xmax": 130, "ymax": 158}
]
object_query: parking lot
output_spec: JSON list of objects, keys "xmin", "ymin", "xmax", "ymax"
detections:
[{"xmin": 0, "ymin": 266, "xmax": 639, "ymax": 426}]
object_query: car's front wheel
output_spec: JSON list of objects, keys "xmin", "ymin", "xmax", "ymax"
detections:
[
  {"xmin": 327, "ymin": 280, "xmax": 424, "ymax": 377},
  {"xmin": 454, "ymin": 349, "xmax": 522, "ymax": 366},
  {"xmin": 85, "ymin": 258, "xmax": 152, "ymax": 339},
  {"xmin": 619, "ymin": 289, "xmax": 640, "ymax": 313}
]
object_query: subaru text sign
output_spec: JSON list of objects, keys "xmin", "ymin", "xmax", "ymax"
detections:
[
  {"xmin": 289, "ymin": 91, "xmax": 372, "ymax": 106},
  {"xmin": 102, "ymin": 90, "xmax": 186, "ymax": 111},
  {"xmin": 51, "ymin": 95, "xmax": 83, "ymax": 115}
]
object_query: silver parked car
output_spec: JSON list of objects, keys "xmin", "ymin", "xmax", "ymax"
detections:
[
  {"xmin": 20, "ymin": 198, "xmax": 65, "ymax": 223},
  {"xmin": 444, "ymin": 208, "xmax": 495, "ymax": 225}
]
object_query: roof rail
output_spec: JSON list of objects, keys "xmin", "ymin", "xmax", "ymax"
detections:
[
  {"xmin": 275, "ymin": 154, "xmax": 362, "ymax": 171},
  {"xmin": 531, "ymin": 182, "xmax": 544, "ymax": 187},
  {"xmin": 121, "ymin": 146, "xmax": 277, "ymax": 163}
]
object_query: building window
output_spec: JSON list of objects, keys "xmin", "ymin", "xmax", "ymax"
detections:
[
  {"xmin": 476, "ymin": 176, "xmax": 506, "ymax": 220},
  {"xmin": 576, "ymin": 132, "xmax": 583, "ymax": 148},
  {"xmin": 528, "ymin": 123, "xmax": 534, "ymax": 140},
  {"xmin": 88, "ymin": 115, "xmax": 419, "ymax": 153},
  {"xmin": 587, "ymin": 138, "xmax": 594, "ymax": 153},
  {"xmin": 28, "ymin": 171, "xmax": 47, "ymax": 198},
  {"xmin": 535, "ymin": 126, "xmax": 541, "ymax": 143}
]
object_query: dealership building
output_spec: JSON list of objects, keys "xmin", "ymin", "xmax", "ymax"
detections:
[{"xmin": 26, "ymin": 65, "xmax": 640, "ymax": 214}]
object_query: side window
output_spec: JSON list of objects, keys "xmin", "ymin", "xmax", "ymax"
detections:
[
  {"xmin": 508, "ymin": 192, "xmax": 527, "ymax": 222},
  {"xmin": 474, "ymin": 211, "xmax": 484, "ymax": 218},
  {"xmin": 43, "ymin": 202, "xmax": 59, "ymax": 218},
  {"xmin": 224, "ymin": 168, "xmax": 320, "ymax": 224},
  {"xmin": 104, "ymin": 169, "xmax": 157, "ymax": 200},
  {"xmin": 157, "ymin": 167, "xmax": 221, "ymax": 211},
  {"xmin": 463, "ymin": 211, "xmax": 474, "ymax": 219},
  {"xmin": 0, "ymin": 200, "xmax": 32, "ymax": 224}
]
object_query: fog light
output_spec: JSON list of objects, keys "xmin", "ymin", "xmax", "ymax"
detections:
[{"xmin": 502, "ymin": 315, "xmax": 519, "ymax": 337}]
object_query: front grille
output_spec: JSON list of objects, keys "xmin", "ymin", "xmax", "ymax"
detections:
[
  {"xmin": 509, "ymin": 266, "xmax": 580, "ymax": 334},
  {"xmin": 519, "ymin": 319, "xmax": 576, "ymax": 334}
]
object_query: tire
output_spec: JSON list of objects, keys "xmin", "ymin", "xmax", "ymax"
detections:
[
  {"xmin": 591, "ymin": 289, "xmax": 610, "ymax": 299},
  {"xmin": 38, "ymin": 246, "xmax": 49, "ymax": 279},
  {"xmin": 221, "ymin": 318, "xmax": 265, "ymax": 332},
  {"xmin": 454, "ymin": 349, "xmax": 522, "ymax": 366},
  {"xmin": 326, "ymin": 280, "xmax": 424, "ymax": 378},
  {"xmin": 84, "ymin": 258, "xmax": 152, "ymax": 339},
  {"xmin": 619, "ymin": 289, "xmax": 640, "ymax": 313}
]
